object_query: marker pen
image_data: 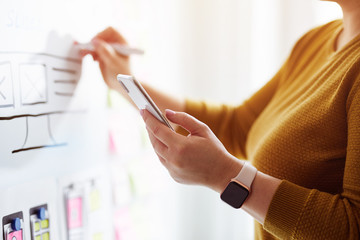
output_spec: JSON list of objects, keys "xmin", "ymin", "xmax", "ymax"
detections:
[{"xmin": 76, "ymin": 42, "xmax": 144, "ymax": 56}]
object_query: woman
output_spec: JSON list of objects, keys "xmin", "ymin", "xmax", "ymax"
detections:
[{"xmin": 82, "ymin": 0, "xmax": 360, "ymax": 239}]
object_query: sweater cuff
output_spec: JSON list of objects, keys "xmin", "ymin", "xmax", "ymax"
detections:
[{"xmin": 263, "ymin": 180, "xmax": 312, "ymax": 239}]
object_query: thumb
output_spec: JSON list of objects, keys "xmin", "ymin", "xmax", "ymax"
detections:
[
  {"xmin": 165, "ymin": 109, "xmax": 208, "ymax": 136},
  {"xmin": 91, "ymin": 38, "xmax": 116, "ymax": 64}
]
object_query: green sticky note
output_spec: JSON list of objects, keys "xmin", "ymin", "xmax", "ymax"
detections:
[
  {"xmin": 93, "ymin": 233, "xmax": 103, "ymax": 240},
  {"xmin": 42, "ymin": 232, "xmax": 50, "ymax": 240},
  {"xmin": 90, "ymin": 189, "xmax": 101, "ymax": 211},
  {"xmin": 107, "ymin": 89, "xmax": 112, "ymax": 107},
  {"xmin": 34, "ymin": 221, "xmax": 41, "ymax": 232},
  {"xmin": 41, "ymin": 219, "xmax": 49, "ymax": 229}
]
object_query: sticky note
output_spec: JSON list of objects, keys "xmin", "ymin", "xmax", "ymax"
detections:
[
  {"xmin": 41, "ymin": 219, "xmax": 49, "ymax": 229},
  {"xmin": 90, "ymin": 189, "xmax": 101, "ymax": 211},
  {"xmin": 34, "ymin": 221, "xmax": 41, "ymax": 232},
  {"xmin": 109, "ymin": 132, "xmax": 117, "ymax": 154},
  {"xmin": 42, "ymin": 232, "xmax": 50, "ymax": 240},
  {"xmin": 67, "ymin": 197, "xmax": 82, "ymax": 229},
  {"xmin": 107, "ymin": 89, "xmax": 112, "ymax": 107},
  {"xmin": 35, "ymin": 235, "xmax": 41, "ymax": 240},
  {"xmin": 7, "ymin": 229, "xmax": 23, "ymax": 240},
  {"xmin": 93, "ymin": 233, "xmax": 103, "ymax": 240}
]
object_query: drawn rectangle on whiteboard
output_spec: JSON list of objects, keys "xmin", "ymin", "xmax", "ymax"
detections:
[
  {"xmin": 20, "ymin": 63, "xmax": 47, "ymax": 105},
  {"xmin": 0, "ymin": 62, "xmax": 14, "ymax": 108}
]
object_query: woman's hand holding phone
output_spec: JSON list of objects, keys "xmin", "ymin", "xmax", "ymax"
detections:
[{"xmin": 117, "ymin": 74, "xmax": 175, "ymax": 131}]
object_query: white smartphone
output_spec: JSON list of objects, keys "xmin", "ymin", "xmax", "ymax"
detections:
[{"xmin": 117, "ymin": 74, "xmax": 174, "ymax": 131}]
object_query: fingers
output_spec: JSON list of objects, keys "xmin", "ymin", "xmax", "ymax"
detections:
[
  {"xmin": 95, "ymin": 26, "xmax": 128, "ymax": 44},
  {"xmin": 79, "ymin": 49, "xmax": 98, "ymax": 61},
  {"xmin": 147, "ymin": 130, "xmax": 169, "ymax": 162},
  {"xmin": 75, "ymin": 40, "xmax": 97, "ymax": 60},
  {"xmin": 89, "ymin": 27, "xmax": 129, "ymax": 63},
  {"xmin": 141, "ymin": 110, "xmax": 180, "ymax": 146},
  {"xmin": 165, "ymin": 109, "xmax": 208, "ymax": 136},
  {"xmin": 91, "ymin": 38, "xmax": 117, "ymax": 64},
  {"xmin": 79, "ymin": 49, "xmax": 92, "ymax": 57}
]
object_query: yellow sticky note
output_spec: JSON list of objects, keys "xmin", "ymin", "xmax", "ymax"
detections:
[
  {"xmin": 90, "ymin": 189, "xmax": 101, "ymax": 211},
  {"xmin": 42, "ymin": 232, "xmax": 50, "ymax": 240},
  {"xmin": 41, "ymin": 219, "xmax": 49, "ymax": 229},
  {"xmin": 93, "ymin": 233, "xmax": 103, "ymax": 240},
  {"xmin": 34, "ymin": 221, "xmax": 41, "ymax": 232},
  {"xmin": 35, "ymin": 235, "xmax": 41, "ymax": 240}
]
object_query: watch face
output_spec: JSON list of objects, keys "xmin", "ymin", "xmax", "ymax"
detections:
[{"xmin": 220, "ymin": 181, "xmax": 249, "ymax": 209}]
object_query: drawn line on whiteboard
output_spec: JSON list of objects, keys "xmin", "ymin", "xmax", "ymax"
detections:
[
  {"xmin": 20, "ymin": 117, "xmax": 30, "ymax": 149},
  {"xmin": 52, "ymin": 68, "xmax": 77, "ymax": 74},
  {"xmin": 12, "ymin": 143, "xmax": 67, "ymax": 154},
  {"xmin": 0, "ymin": 51, "xmax": 81, "ymax": 63},
  {"xmin": 55, "ymin": 92, "xmax": 73, "ymax": 97},
  {"xmin": 54, "ymin": 80, "xmax": 77, "ymax": 84},
  {"xmin": 47, "ymin": 114, "xmax": 57, "ymax": 144},
  {"xmin": 0, "ymin": 76, "xmax": 6, "ymax": 100},
  {"xmin": 0, "ymin": 92, "xmax": 5, "ymax": 100},
  {"xmin": 22, "ymin": 101, "xmax": 47, "ymax": 106},
  {"xmin": 0, "ymin": 110, "xmax": 86, "ymax": 120},
  {"xmin": 0, "ymin": 104, "xmax": 14, "ymax": 108}
]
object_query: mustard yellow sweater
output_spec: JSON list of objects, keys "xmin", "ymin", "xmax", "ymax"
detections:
[{"xmin": 184, "ymin": 20, "xmax": 360, "ymax": 239}]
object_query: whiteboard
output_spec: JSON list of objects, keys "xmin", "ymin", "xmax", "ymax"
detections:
[
  {"xmin": 0, "ymin": 0, "xmax": 182, "ymax": 240},
  {"xmin": 0, "ymin": 0, "xmax": 110, "ymax": 173},
  {"xmin": 0, "ymin": 0, "xmax": 114, "ymax": 239}
]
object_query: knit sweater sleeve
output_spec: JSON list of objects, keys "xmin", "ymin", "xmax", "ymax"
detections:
[
  {"xmin": 180, "ymin": 66, "xmax": 284, "ymax": 159},
  {"xmin": 263, "ymin": 77, "xmax": 360, "ymax": 240}
]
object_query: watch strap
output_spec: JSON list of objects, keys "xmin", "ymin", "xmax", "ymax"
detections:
[{"xmin": 233, "ymin": 162, "xmax": 257, "ymax": 189}]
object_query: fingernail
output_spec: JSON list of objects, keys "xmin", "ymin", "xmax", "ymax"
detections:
[
  {"xmin": 165, "ymin": 109, "xmax": 175, "ymax": 117},
  {"xmin": 140, "ymin": 109, "xmax": 144, "ymax": 116}
]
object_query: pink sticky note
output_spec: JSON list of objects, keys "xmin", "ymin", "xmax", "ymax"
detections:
[
  {"xmin": 109, "ymin": 131, "xmax": 117, "ymax": 154},
  {"xmin": 115, "ymin": 208, "xmax": 137, "ymax": 240},
  {"xmin": 67, "ymin": 197, "xmax": 83, "ymax": 229},
  {"xmin": 7, "ymin": 229, "xmax": 23, "ymax": 240}
]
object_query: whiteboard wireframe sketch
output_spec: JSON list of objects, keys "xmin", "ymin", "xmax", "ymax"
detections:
[
  {"xmin": 0, "ymin": 62, "xmax": 14, "ymax": 108},
  {"xmin": 0, "ymin": 48, "xmax": 84, "ymax": 155}
]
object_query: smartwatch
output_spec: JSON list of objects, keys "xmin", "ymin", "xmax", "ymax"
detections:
[{"xmin": 220, "ymin": 162, "xmax": 257, "ymax": 208}]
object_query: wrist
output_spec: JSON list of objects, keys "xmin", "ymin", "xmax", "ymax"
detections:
[
  {"xmin": 220, "ymin": 161, "xmax": 258, "ymax": 209},
  {"xmin": 214, "ymin": 155, "xmax": 244, "ymax": 193}
]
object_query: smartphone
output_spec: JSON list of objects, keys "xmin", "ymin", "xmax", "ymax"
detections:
[{"xmin": 117, "ymin": 74, "xmax": 174, "ymax": 131}]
